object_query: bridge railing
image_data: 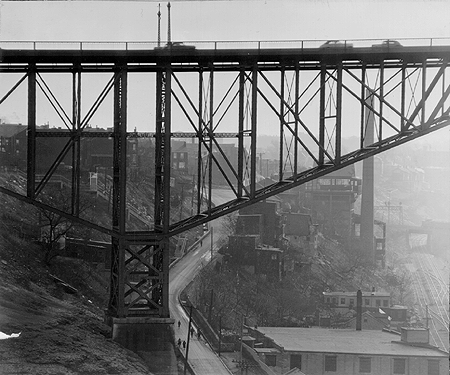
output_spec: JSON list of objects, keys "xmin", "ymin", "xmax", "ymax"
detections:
[{"xmin": 1, "ymin": 38, "xmax": 449, "ymax": 51}]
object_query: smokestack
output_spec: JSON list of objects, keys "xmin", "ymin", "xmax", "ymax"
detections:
[
  {"xmin": 360, "ymin": 89, "xmax": 375, "ymax": 263},
  {"xmin": 356, "ymin": 290, "xmax": 362, "ymax": 331}
]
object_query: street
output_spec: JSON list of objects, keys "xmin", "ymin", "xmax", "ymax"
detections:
[{"xmin": 169, "ymin": 188, "xmax": 235, "ymax": 374}]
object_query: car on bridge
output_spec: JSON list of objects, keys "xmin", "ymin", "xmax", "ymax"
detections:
[
  {"xmin": 320, "ymin": 40, "xmax": 354, "ymax": 49},
  {"xmin": 154, "ymin": 42, "xmax": 196, "ymax": 51},
  {"xmin": 372, "ymin": 40, "xmax": 403, "ymax": 48}
]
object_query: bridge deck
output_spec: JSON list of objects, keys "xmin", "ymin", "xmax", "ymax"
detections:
[{"xmin": 1, "ymin": 45, "xmax": 449, "ymax": 66}]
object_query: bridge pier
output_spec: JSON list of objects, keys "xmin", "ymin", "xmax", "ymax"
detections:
[{"xmin": 107, "ymin": 316, "xmax": 177, "ymax": 375}]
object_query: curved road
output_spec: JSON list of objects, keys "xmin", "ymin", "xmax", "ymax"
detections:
[{"xmin": 169, "ymin": 188, "xmax": 235, "ymax": 374}]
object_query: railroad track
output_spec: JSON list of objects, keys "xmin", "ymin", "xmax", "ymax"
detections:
[{"xmin": 410, "ymin": 249, "xmax": 449, "ymax": 351}]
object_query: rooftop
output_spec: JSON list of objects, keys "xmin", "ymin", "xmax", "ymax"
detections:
[
  {"xmin": 323, "ymin": 291, "xmax": 389, "ymax": 297},
  {"xmin": 256, "ymin": 327, "xmax": 447, "ymax": 357}
]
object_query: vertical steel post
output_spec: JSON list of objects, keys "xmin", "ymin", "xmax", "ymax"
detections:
[
  {"xmin": 335, "ymin": 62, "xmax": 342, "ymax": 164},
  {"xmin": 27, "ymin": 64, "xmax": 36, "ymax": 199},
  {"xmin": 442, "ymin": 63, "xmax": 445, "ymax": 117},
  {"xmin": 250, "ymin": 66, "xmax": 257, "ymax": 198},
  {"xmin": 154, "ymin": 65, "xmax": 172, "ymax": 317},
  {"xmin": 237, "ymin": 69, "xmax": 245, "ymax": 197},
  {"xmin": 401, "ymin": 63, "xmax": 406, "ymax": 131},
  {"xmin": 109, "ymin": 65, "xmax": 127, "ymax": 317},
  {"xmin": 378, "ymin": 62, "xmax": 384, "ymax": 143},
  {"xmin": 422, "ymin": 60, "xmax": 427, "ymax": 126},
  {"xmin": 154, "ymin": 68, "xmax": 164, "ymax": 315},
  {"xmin": 319, "ymin": 63, "xmax": 326, "ymax": 166},
  {"xmin": 294, "ymin": 63, "xmax": 299, "ymax": 178},
  {"xmin": 279, "ymin": 68, "xmax": 285, "ymax": 180},
  {"xmin": 75, "ymin": 67, "xmax": 82, "ymax": 216},
  {"xmin": 155, "ymin": 70, "xmax": 164, "ymax": 227},
  {"xmin": 360, "ymin": 64, "xmax": 366, "ymax": 149},
  {"xmin": 197, "ymin": 68, "xmax": 203, "ymax": 213},
  {"xmin": 208, "ymin": 66, "xmax": 213, "ymax": 212},
  {"xmin": 71, "ymin": 67, "xmax": 78, "ymax": 214},
  {"xmin": 71, "ymin": 65, "xmax": 82, "ymax": 216},
  {"xmin": 162, "ymin": 66, "xmax": 172, "ymax": 317}
]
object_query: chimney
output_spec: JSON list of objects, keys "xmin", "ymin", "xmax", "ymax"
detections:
[{"xmin": 356, "ymin": 290, "xmax": 362, "ymax": 331}]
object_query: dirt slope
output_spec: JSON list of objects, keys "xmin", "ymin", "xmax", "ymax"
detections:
[{"xmin": 0, "ymin": 194, "xmax": 152, "ymax": 375}]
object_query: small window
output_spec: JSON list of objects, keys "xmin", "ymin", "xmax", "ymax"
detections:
[
  {"xmin": 290, "ymin": 354, "xmax": 301, "ymax": 370},
  {"xmin": 173, "ymin": 153, "xmax": 177, "ymax": 159},
  {"xmin": 393, "ymin": 358, "xmax": 406, "ymax": 374},
  {"xmin": 327, "ymin": 297, "xmax": 331, "ymax": 303},
  {"xmin": 271, "ymin": 254, "xmax": 277, "ymax": 260},
  {"xmin": 365, "ymin": 299, "xmax": 370, "ymax": 306},
  {"xmin": 180, "ymin": 152, "xmax": 185, "ymax": 160},
  {"xmin": 359, "ymin": 357, "xmax": 371, "ymax": 373},
  {"xmin": 332, "ymin": 298, "xmax": 337, "ymax": 305},
  {"xmin": 325, "ymin": 355, "xmax": 337, "ymax": 372},
  {"xmin": 428, "ymin": 360, "xmax": 440, "ymax": 375},
  {"xmin": 376, "ymin": 299, "xmax": 381, "ymax": 307},
  {"xmin": 340, "ymin": 298, "xmax": 345, "ymax": 305},
  {"xmin": 265, "ymin": 354, "xmax": 276, "ymax": 367},
  {"xmin": 383, "ymin": 300, "xmax": 389, "ymax": 307},
  {"xmin": 363, "ymin": 316, "xmax": 368, "ymax": 323},
  {"xmin": 349, "ymin": 299, "xmax": 354, "ymax": 306}
]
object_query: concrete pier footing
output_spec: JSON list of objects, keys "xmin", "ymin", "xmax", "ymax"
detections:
[{"xmin": 109, "ymin": 317, "xmax": 178, "ymax": 375}]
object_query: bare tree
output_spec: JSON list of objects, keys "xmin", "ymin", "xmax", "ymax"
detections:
[{"xmin": 38, "ymin": 187, "xmax": 94, "ymax": 264}]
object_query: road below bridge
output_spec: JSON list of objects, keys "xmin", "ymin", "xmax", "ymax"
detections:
[{"xmin": 169, "ymin": 188, "xmax": 235, "ymax": 375}]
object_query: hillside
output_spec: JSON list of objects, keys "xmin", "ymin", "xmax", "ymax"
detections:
[{"xmin": 0, "ymin": 184, "xmax": 153, "ymax": 374}]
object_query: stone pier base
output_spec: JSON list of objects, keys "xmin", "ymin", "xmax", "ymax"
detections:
[{"xmin": 110, "ymin": 317, "xmax": 177, "ymax": 375}]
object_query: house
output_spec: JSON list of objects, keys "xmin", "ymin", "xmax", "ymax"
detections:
[
  {"xmin": 323, "ymin": 291, "xmax": 391, "ymax": 314},
  {"xmin": 283, "ymin": 213, "xmax": 314, "ymax": 256},
  {"xmin": 225, "ymin": 235, "xmax": 283, "ymax": 280},
  {"xmin": 304, "ymin": 165, "xmax": 361, "ymax": 240},
  {"xmin": 0, "ymin": 123, "xmax": 27, "ymax": 169},
  {"xmin": 171, "ymin": 142, "xmax": 190, "ymax": 174},
  {"xmin": 240, "ymin": 201, "xmax": 282, "ymax": 247},
  {"xmin": 246, "ymin": 326, "xmax": 448, "ymax": 375},
  {"xmin": 255, "ymin": 245, "xmax": 283, "ymax": 281}
]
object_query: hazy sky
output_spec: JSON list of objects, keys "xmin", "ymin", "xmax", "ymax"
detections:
[
  {"xmin": 0, "ymin": 1, "xmax": 449, "ymax": 146},
  {"xmin": 1, "ymin": 1, "xmax": 449, "ymax": 42}
]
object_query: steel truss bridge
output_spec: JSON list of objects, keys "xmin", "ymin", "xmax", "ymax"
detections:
[{"xmin": 0, "ymin": 41, "xmax": 449, "ymax": 320}]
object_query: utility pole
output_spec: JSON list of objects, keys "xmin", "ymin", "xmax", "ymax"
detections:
[
  {"xmin": 218, "ymin": 316, "xmax": 222, "ymax": 357},
  {"xmin": 239, "ymin": 315, "xmax": 245, "ymax": 375},
  {"xmin": 210, "ymin": 225, "xmax": 214, "ymax": 260},
  {"xmin": 258, "ymin": 152, "xmax": 265, "ymax": 176},
  {"xmin": 179, "ymin": 182, "xmax": 185, "ymax": 221},
  {"xmin": 184, "ymin": 304, "xmax": 193, "ymax": 375},
  {"xmin": 208, "ymin": 289, "xmax": 214, "ymax": 322}
]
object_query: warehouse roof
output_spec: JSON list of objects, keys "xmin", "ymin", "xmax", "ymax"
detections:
[{"xmin": 256, "ymin": 327, "xmax": 447, "ymax": 357}]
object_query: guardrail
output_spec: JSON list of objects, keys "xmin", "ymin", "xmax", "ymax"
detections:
[{"xmin": 1, "ymin": 38, "xmax": 449, "ymax": 51}]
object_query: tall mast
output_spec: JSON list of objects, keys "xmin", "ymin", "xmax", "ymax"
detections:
[
  {"xmin": 167, "ymin": 2, "xmax": 171, "ymax": 45},
  {"xmin": 157, "ymin": 4, "xmax": 161, "ymax": 47}
]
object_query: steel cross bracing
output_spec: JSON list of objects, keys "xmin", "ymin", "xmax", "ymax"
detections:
[{"xmin": 0, "ymin": 46, "xmax": 449, "ymax": 318}]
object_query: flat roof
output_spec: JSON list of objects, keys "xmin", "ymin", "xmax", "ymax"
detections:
[
  {"xmin": 323, "ymin": 291, "xmax": 389, "ymax": 297},
  {"xmin": 256, "ymin": 327, "xmax": 447, "ymax": 357}
]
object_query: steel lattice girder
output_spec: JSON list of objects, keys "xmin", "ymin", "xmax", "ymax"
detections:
[{"xmin": 0, "ymin": 47, "xmax": 449, "ymax": 319}]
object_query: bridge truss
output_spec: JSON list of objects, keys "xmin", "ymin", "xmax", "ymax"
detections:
[{"xmin": 0, "ymin": 45, "xmax": 449, "ymax": 319}]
